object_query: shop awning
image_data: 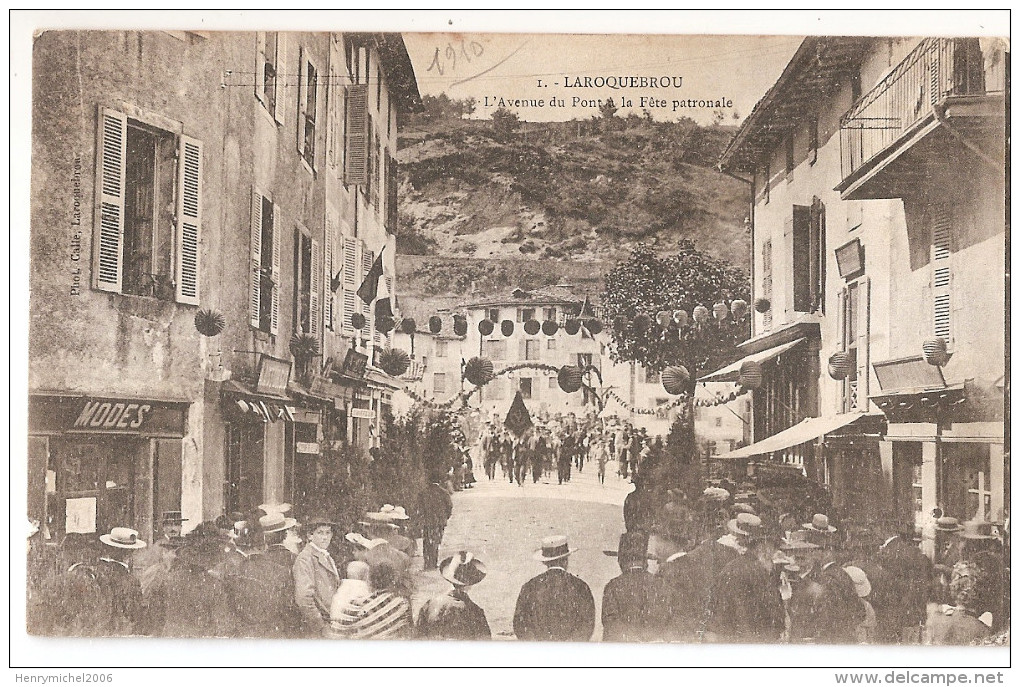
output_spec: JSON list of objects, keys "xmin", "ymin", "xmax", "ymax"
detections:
[
  {"xmin": 717, "ymin": 412, "xmax": 867, "ymax": 459},
  {"xmin": 699, "ymin": 338, "xmax": 806, "ymax": 383}
]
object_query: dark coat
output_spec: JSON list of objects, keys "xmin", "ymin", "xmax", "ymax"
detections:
[
  {"xmin": 94, "ymin": 558, "xmax": 145, "ymax": 636},
  {"xmin": 419, "ymin": 483, "xmax": 453, "ymax": 529},
  {"xmin": 877, "ymin": 538, "xmax": 934, "ymax": 627},
  {"xmin": 513, "ymin": 567, "xmax": 596, "ymax": 642},
  {"xmin": 417, "ymin": 588, "xmax": 492, "ymax": 640},
  {"xmin": 160, "ymin": 563, "xmax": 238, "ymax": 637},
  {"xmin": 657, "ymin": 539, "xmax": 740, "ymax": 640},
  {"xmin": 226, "ymin": 551, "xmax": 302, "ymax": 638},
  {"xmin": 705, "ymin": 554, "xmax": 785, "ymax": 643},
  {"xmin": 601, "ymin": 569, "xmax": 661, "ymax": 642},
  {"xmin": 788, "ymin": 564, "xmax": 866, "ymax": 644}
]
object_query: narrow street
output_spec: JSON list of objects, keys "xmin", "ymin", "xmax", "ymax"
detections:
[{"xmin": 411, "ymin": 460, "xmax": 633, "ymax": 640}]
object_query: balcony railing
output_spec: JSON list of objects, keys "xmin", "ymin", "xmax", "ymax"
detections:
[{"xmin": 840, "ymin": 37, "xmax": 1006, "ymax": 181}]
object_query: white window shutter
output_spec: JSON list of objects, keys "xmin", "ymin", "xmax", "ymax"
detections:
[
  {"xmin": 344, "ymin": 84, "xmax": 369, "ymax": 185},
  {"xmin": 274, "ymin": 33, "xmax": 286, "ymax": 125},
  {"xmin": 255, "ymin": 33, "xmax": 266, "ymax": 104},
  {"xmin": 175, "ymin": 135, "xmax": 202, "ymax": 305},
  {"xmin": 762, "ymin": 239, "xmax": 773, "ymax": 331},
  {"xmin": 361, "ymin": 246, "xmax": 373, "ymax": 338},
  {"xmin": 271, "ymin": 203, "xmax": 282, "ymax": 335},
  {"xmin": 94, "ymin": 107, "xmax": 127, "ymax": 293},
  {"xmin": 249, "ymin": 189, "xmax": 263, "ymax": 328},
  {"xmin": 327, "ymin": 65, "xmax": 338, "ymax": 169},
  {"xmin": 297, "ymin": 48, "xmax": 307, "ymax": 156},
  {"xmin": 310, "ymin": 237, "xmax": 322, "ymax": 340},
  {"xmin": 856, "ymin": 277, "xmax": 871, "ymax": 405},
  {"xmin": 342, "ymin": 236, "xmax": 359, "ymax": 334},
  {"xmin": 324, "ymin": 214, "xmax": 334, "ymax": 331},
  {"xmin": 932, "ymin": 204, "xmax": 953, "ymax": 348}
]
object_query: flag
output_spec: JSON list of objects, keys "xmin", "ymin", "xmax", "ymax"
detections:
[
  {"xmin": 374, "ymin": 274, "xmax": 393, "ymax": 319},
  {"xmin": 504, "ymin": 390, "xmax": 533, "ymax": 437},
  {"xmin": 578, "ymin": 295, "xmax": 594, "ymax": 317},
  {"xmin": 357, "ymin": 248, "xmax": 385, "ymax": 305}
]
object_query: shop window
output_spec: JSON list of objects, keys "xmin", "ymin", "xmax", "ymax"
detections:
[
  {"xmin": 256, "ymin": 32, "xmax": 285, "ymax": 125},
  {"xmin": 250, "ymin": 191, "xmax": 281, "ymax": 334},
  {"xmin": 94, "ymin": 109, "xmax": 202, "ymax": 304},
  {"xmin": 297, "ymin": 51, "xmax": 319, "ymax": 169},
  {"xmin": 225, "ymin": 422, "xmax": 265, "ymax": 515}
]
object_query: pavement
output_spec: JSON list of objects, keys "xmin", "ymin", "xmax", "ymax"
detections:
[{"xmin": 409, "ymin": 460, "xmax": 635, "ymax": 640}]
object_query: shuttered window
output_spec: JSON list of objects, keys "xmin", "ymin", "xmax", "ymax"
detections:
[
  {"xmin": 341, "ymin": 236, "xmax": 359, "ymax": 333},
  {"xmin": 360, "ymin": 246, "xmax": 374, "ymax": 338},
  {"xmin": 93, "ymin": 106, "xmax": 201, "ymax": 305},
  {"xmin": 324, "ymin": 213, "xmax": 337, "ymax": 331},
  {"xmin": 249, "ymin": 189, "xmax": 280, "ymax": 334},
  {"xmin": 297, "ymin": 49, "xmax": 318, "ymax": 169},
  {"xmin": 762, "ymin": 239, "xmax": 773, "ymax": 330},
  {"xmin": 256, "ymin": 32, "xmax": 285, "ymax": 124},
  {"xmin": 344, "ymin": 84, "xmax": 369, "ymax": 185},
  {"xmin": 932, "ymin": 204, "xmax": 953, "ymax": 348}
]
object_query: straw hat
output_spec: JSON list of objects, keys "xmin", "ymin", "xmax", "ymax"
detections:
[
  {"xmin": 366, "ymin": 504, "xmax": 410, "ymax": 522},
  {"xmin": 533, "ymin": 534, "xmax": 575, "ymax": 562},
  {"xmin": 960, "ymin": 520, "xmax": 997, "ymax": 540},
  {"xmin": 727, "ymin": 513, "xmax": 765, "ymax": 539},
  {"xmin": 935, "ymin": 516, "xmax": 965, "ymax": 533},
  {"xmin": 99, "ymin": 527, "xmax": 148, "ymax": 550},
  {"xmin": 843, "ymin": 565, "xmax": 872, "ymax": 598},
  {"xmin": 259, "ymin": 511, "xmax": 298, "ymax": 534},
  {"xmin": 802, "ymin": 513, "xmax": 838, "ymax": 534},
  {"xmin": 440, "ymin": 551, "xmax": 488, "ymax": 586}
]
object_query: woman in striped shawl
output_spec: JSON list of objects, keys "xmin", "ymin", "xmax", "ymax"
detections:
[{"xmin": 332, "ymin": 562, "xmax": 413, "ymax": 639}]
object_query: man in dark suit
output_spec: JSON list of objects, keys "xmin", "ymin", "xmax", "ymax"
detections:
[
  {"xmin": 602, "ymin": 532, "xmax": 661, "ymax": 642},
  {"xmin": 96, "ymin": 527, "xmax": 147, "ymax": 636},
  {"xmin": 419, "ymin": 477, "xmax": 453, "ymax": 570},
  {"xmin": 513, "ymin": 535, "xmax": 595, "ymax": 641}
]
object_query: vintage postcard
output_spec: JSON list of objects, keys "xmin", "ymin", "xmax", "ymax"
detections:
[{"xmin": 11, "ymin": 9, "xmax": 1011, "ymax": 678}]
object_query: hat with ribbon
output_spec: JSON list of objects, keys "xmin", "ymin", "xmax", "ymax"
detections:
[
  {"xmin": 99, "ymin": 527, "xmax": 148, "ymax": 550},
  {"xmin": 367, "ymin": 504, "xmax": 410, "ymax": 522},
  {"xmin": 802, "ymin": 513, "xmax": 838, "ymax": 534},
  {"xmin": 440, "ymin": 551, "xmax": 488, "ymax": 587},
  {"xmin": 259, "ymin": 511, "xmax": 298, "ymax": 534},
  {"xmin": 935, "ymin": 516, "xmax": 965, "ymax": 533},
  {"xmin": 258, "ymin": 502, "xmax": 293, "ymax": 516},
  {"xmin": 533, "ymin": 534, "xmax": 575, "ymax": 562},
  {"xmin": 727, "ymin": 513, "xmax": 765, "ymax": 539},
  {"xmin": 160, "ymin": 510, "xmax": 189, "ymax": 524},
  {"xmin": 344, "ymin": 532, "xmax": 387, "ymax": 550}
]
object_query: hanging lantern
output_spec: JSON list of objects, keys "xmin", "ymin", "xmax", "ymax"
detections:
[
  {"xmin": 524, "ymin": 319, "xmax": 541, "ymax": 336},
  {"xmin": 377, "ymin": 315, "xmax": 395, "ymax": 334},
  {"xmin": 754, "ymin": 298, "xmax": 771, "ymax": 314},
  {"xmin": 500, "ymin": 319, "xmax": 515, "ymax": 337},
  {"xmin": 730, "ymin": 299, "xmax": 749, "ymax": 320},
  {"xmin": 194, "ymin": 309, "xmax": 226, "ymax": 337},
  {"xmin": 429, "ymin": 315, "xmax": 442, "ymax": 334},
  {"xmin": 922, "ymin": 337, "xmax": 950, "ymax": 366},
  {"xmin": 564, "ymin": 319, "xmax": 581, "ymax": 335},
  {"xmin": 464, "ymin": 357, "xmax": 495, "ymax": 386},
  {"xmin": 478, "ymin": 319, "xmax": 495, "ymax": 336},
  {"xmin": 557, "ymin": 365, "xmax": 584, "ymax": 393},
  {"xmin": 713, "ymin": 302, "xmax": 729, "ymax": 322},
  {"xmin": 351, "ymin": 312, "xmax": 367, "ymax": 330},
  {"xmin": 612, "ymin": 315, "xmax": 628, "ymax": 332},
  {"xmin": 377, "ymin": 348, "xmax": 411, "ymax": 377},
  {"xmin": 453, "ymin": 315, "xmax": 468, "ymax": 337},
  {"xmin": 542, "ymin": 320, "xmax": 558, "ymax": 336},
  {"xmin": 632, "ymin": 313, "xmax": 652, "ymax": 332},
  {"xmin": 827, "ymin": 351, "xmax": 852, "ymax": 380},
  {"xmin": 656, "ymin": 310, "xmax": 672, "ymax": 327},
  {"xmin": 738, "ymin": 360, "xmax": 764, "ymax": 390},
  {"xmin": 400, "ymin": 318, "xmax": 416, "ymax": 335},
  {"xmin": 673, "ymin": 309, "xmax": 689, "ymax": 328},
  {"xmin": 661, "ymin": 366, "xmax": 691, "ymax": 395},
  {"xmin": 585, "ymin": 319, "xmax": 603, "ymax": 335},
  {"xmin": 693, "ymin": 305, "xmax": 711, "ymax": 324}
]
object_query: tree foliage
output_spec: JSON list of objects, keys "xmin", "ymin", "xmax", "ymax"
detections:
[
  {"xmin": 490, "ymin": 106, "xmax": 521, "ymax": 139},
  {"xmin": 600, "ymin": 241, "xmax": 750, "ymax": 379}
]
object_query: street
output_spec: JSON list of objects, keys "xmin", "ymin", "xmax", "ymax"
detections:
[{"xmin": 411, "ymin": 460, "xmax": 633, "ymax": 640}]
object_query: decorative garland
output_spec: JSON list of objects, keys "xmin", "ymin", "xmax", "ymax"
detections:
[{"xmin": 603, "ymin": 389, "xmax": 689, "ymax": 416}]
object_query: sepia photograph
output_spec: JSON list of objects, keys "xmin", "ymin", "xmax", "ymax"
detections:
[{"xmin": 10, "ymin": 9, "xmax": 1012, "ymax": 678}]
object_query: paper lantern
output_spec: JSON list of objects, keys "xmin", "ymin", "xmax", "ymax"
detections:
[
  {"xmin": 738, "ymin": 360, "xmax": 764, "ymax": 390},
  {"xmin": 632, "ymin": 313, "xmax": 652, "ymax": 332},
  {"xmin": 612, "ymin": 315, "xmax": 628, "ymax": 332},
  {"xmin": 656, "ymin": 310, "xmax": 672, "ymax": 327},
  {"xmin": 542, "ymin": 320, "xmax": 558, "ymax": 336},
  {"xmin": 377, "ymin": 315, "xmax": 395, "ymax": 334},
  {"xmin": 564, "ymin": 319, "xmax": 581, "ymax": 335},
  {"xmin": 524, "ymin": 319, "xmax": 541, "ymax": 335},
  {"xmin": 453, "ymin": 315, "xmax": 468, "ymax": 337},
  {"xmin": 500, "ymin": 319, "xmax": 515, "ymax": 337},
  {"xmin": 922, "ymin": 337, "xmax": 950, "ymax": 366},
  {"xmin": 557, "ymin": 365, "xmax": 583, "ymax": 393},
  {"xmin": 661, "ymin": 366, "xmax": 691, "ymax": 395},
  {"xmin": 585, "ymin": 319, "xmax": 603, "ymax": 335},
  {"xmin": 673, "ymin": 310, "xmax": 689, "ymax": 328},
  {"xmin": 730, "ymin": 299, "xmax": 749, "ymax": 320},
  {"xmin": 828, "ymin": 351, "xmax": 852, "ymax": 380},
  {"xmin": 478, "ymin": 319, "xmax": 495, "ymax": 336},
  {"xmin": 429, "ymin": 315, "xmax": 442, "ymax": 334},
  {"xmin": 754, "ymin": 298, "xmax": 771, "ymax": 314},
  {"xmin": 194, "ymin": 309, "xmax": 225, "ymax": 337},
  {"xmin": 377, "ymin": 348, "xmax": 411, "ymax": 377},
  {"xmin": 349, "ymin": 312, "xmax": 365, "ymax": 330},
  {"xmin": 400, "ymin": 318, "xmax": 417, "ymax": 335},
  {"xmin": 713, "ymin": 302, "xmax": 729, "ymax": 321},
  {"xmin": 464, "ymin": 357, "xmax": 495, "ymax": 386},
  {"xmin": 693, "ymin": 305, "xmax": 711, "ymax": 324}
]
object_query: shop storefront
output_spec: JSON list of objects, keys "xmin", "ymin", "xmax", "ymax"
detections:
[{"xmin": 28, "ymin": 393, "xmax": 190, "ymax": 543}]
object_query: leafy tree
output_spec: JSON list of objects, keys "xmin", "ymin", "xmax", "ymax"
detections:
[
  {"xmin": 490, "ymin": 107, "xmax": 521, "ymax": 139},
  {"xmin": 599, "ymin": 97, "xmax": 619, "ymax": 120}
]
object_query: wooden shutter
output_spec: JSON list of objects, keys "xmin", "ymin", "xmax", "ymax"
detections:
[
  {"xmin": 309, "ymin": 237, "xmax": 322, "ymax": 339},
  {"xmin": 856, "ymin": 277, "xmax": 871, "ymax": 406},
  {"xmin": 792, "ymin": 205, "xmax": 811, "ymax": 312},
  {"xmin": 932, "ymin": 204, "xmax": 953, "ymax": 347},
  {"xmin": 271, "ymin": 203, "xmax": 282, "ymax": 335},
  {"xmin": 837, "ymin": 287, "xmax": 848, "ymax": 413},
  {"xmin": 175, "ymin": 136, "xmax": 202, "ymax": 305},
  {"xmin": 762, "ymin": 239, "xmax": 773, "ymax": 330},
  {"xmin": 249, "ymin": 189, "xmax": 263, "ymax": 328},
  {"xmin": 361, "ymin": 246, "xmax": 373, "ymax": 338},
  {"xmin": 94, "ymin": 107, "xmax": 127, "ymax": 293},
  {"xmin": 255, "ymin": 33, "xmax": 266, "ymax": 104},
  {"xmin": 297, "ymin": 48, "xmax": 307, "ymax": 157},
  {"xmin": 27, "ymin": 436, "xmax": 48, "ymax": 527},
  {"xmin": 273, "ymin": 34, "xmax": 286, "ymax": 125},
  {"xmin": 342, "ymin": 236, "xmax": 358, "ymax": 333},
  {"xmin": 344, "ymin": 84, "xmax": 369, "ymax": 185},
  {"xmin": 155, "ymin": 438, "xmax": 183, "ymax": 521},
  {"xmin": 324, "ymin": 214, "xmax": 335, "ymax": 331},
  {"xmin": 327, "ymin": 65, "xmax": 338, "ymax": 169}
]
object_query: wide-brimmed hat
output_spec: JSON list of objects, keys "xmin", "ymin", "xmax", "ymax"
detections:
[
  {"xmin": 533, "ymin": 534, "xmax": 575, "ymax": 562},
  {"xmin": 259, "ymin": 511, "xmax": 298, "ymax": 534},
  {"xmin": 732, "ymin": 503, "xmax": 757, "ymax": 516},
  {"xmin": 160, "ymin": 510, "xmax": 189, "ymax": 524},
  {"xmin": 843, "ymin": 565, "xmax": 872, "ymax": 598},
  {"xmin": 802, "ymin": 514, "xmax": 838, "ymax": 533},
  {"xmin": 344, "ymin": 532, "xmax": 387, "ymax": 550},
  {"xmin": 960, "ymin": 520, "xmax": 997, "ymax": 539},
  {"xmin": 367, "ymin": 504, "xmax": 410, "ymax": 522},
  {"xmin": 258, "ymin": 502, "xmax": 292, "ymax": 516},
  {"xmin": 440, "ymin": 551, "xmax": 488, "ymax": 586},
  {"xmin": 936, "ymin": 516, "xmax": 965, "ymax": 533},
  {"xmin": 703, "ymin": 487, "xmax": 731, "ymax": 503},
  {"xmin": 304, "ymin": 514, "xmax": 340, "ymax": 529},
  {"xmin": 779, "ymin": 534, "xmax": 821, "ymax": 552},
  {"xmin": 727, "ymin": 513, "xmax": 765, "ymax": 539},
  {"xmin": 359, "ymin": 520, "xmax": 399, "ymax": 531},
  {"xmin": 99, "ymin": 527, "xmax": 148, "ymax": 550}
]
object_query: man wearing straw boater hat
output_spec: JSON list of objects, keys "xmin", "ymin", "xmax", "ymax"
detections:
[
  {"xmin": 95, "ymin": 526, "xmax": 147, "ymax": 635},
  {"xmin": 513, "ymin": 534, "xmax": 595, "ymax": 641},
  {"xmin": 417, "ymin": 551, "xmax": 492, "ymax": 640}
]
